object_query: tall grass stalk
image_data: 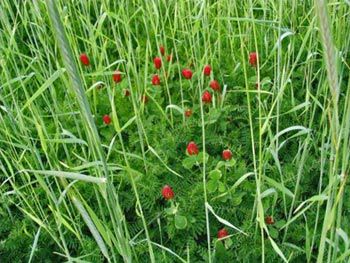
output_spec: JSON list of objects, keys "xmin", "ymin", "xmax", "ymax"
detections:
[
  {"xmin": 44, "ymin": 0, "xmax": 134, "ymax": 261},
  {"xmin": 314, "ymin": 1, "xmax": 342, "ymax": 262}
]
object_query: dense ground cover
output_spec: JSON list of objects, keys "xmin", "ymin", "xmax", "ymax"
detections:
[{"xmin": 1, "ymin": 0, "xmax": 350, "ymax": 262}]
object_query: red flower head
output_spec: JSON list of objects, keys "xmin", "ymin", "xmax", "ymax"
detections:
[
  {"xmin": 142, "ymin": 95, "xmax": 149, "ymax": 104},
  {"xmin": 187, "ymin": 141, "xmax": 199, "ymax": 155},
  {"xmin": 167, "ymin": 54, "xmax": 172, "ymax": 62},
  {"xmin": 154, "ymin": 57, "xmax": 162, "ymax": 69},
  {"xmin": 202, "ymin": 91, "xmax": 212, "ymax": 104},
  {"xmin": 249, "ymin": 52, "xmax": 258, "ymax": 67},
  {"xmin": 217, "ymin": 228, "xmax": 229, "ymax": 239},
  {"xmin": 222, "ymin": 149, "xmax": 232, "ymax": 161},
  {"xmin": 203, "ymin": 65, "xmax": 211, "ymax": 76},
  {"xmin": 162, "ymin": 185, "xmax": 174, "ymax": 200},
  {"xmin": 209, "ymin": 80, "xmax": 221, "ymax": 92},
  {"xmin": 79, "ymin": 53, "xmax": 90, "ymax": 66},
  {"xmin": 160, "ymin": 46, "xmax": 165, "ymax": 56},
  {"xmin": 152, "ymin": 74, "xmax": 161, "ymax": 85},
  {"xmin": 182, "ymin": 68, "xmax": 193, "ymax": 80},
  {"xmin": 265, "ymin": 216, "xmax": 274, "ymax": 225},
  {"xmin": 113, "ymin": 71, "xmax": 122, "ymax": 83},
  {"xmin": 185, "ymin": 109, "xmax": 192, "ymax": 117},
  {"xmin": 103, "ymin": 114, "xmax": 111, "ymax": 125},
  {"xmin": 124, "ymin": 89, "xmax": 130, "ymax": 97}
]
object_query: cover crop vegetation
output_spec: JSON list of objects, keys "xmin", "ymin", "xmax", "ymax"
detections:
[{"xmin": 0, "ymin": 0, "xmax": 350, "ymax": 262}]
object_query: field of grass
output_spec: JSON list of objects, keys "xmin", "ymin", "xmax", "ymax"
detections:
[{"xmin": 1, "ymin": 0, "xmax": 350, "ymax": 262}]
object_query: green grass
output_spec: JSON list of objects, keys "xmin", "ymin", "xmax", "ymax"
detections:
[{"xmin": 0, "ymin": 0, "xmax": 350, "ymax": 262}]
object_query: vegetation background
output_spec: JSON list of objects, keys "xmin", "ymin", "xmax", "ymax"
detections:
[{"xmin": 0, "ymin": 0, "xmax": 349, "ymax": 262}]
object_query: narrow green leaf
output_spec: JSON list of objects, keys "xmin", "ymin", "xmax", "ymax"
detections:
[
  {"xmin": 21, "ymin": 68, "xmax": 65, "ymax": 111},
  {"xmin": 24, "ymin": 170, "xmax": 106, "ymax": 184},
  {"xmin": 268, "ymin": 237, "xmax": 288, "ymax": 263},
  {"xmin": 72, "ymin": 197, "xmax": 110, "ymax": 259},
  {"xmin": 264, "ymin": 176, "xmax": 294, "ymax": 198}
]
